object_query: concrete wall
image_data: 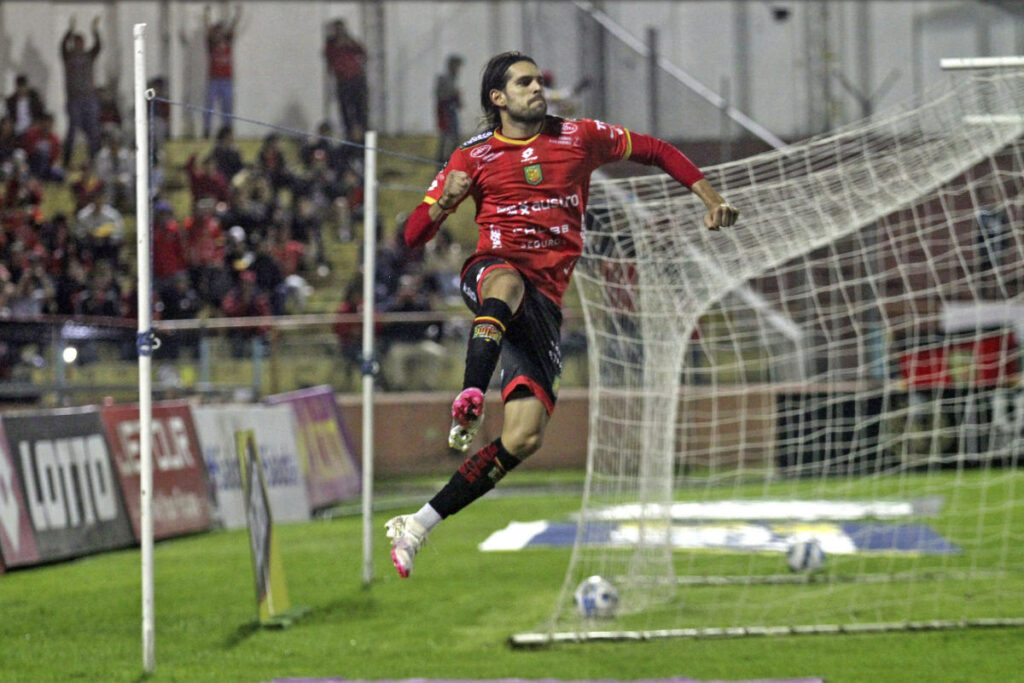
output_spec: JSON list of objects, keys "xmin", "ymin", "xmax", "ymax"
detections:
[
  {"xmin": 336, "ymin": 386, "xmax": 781, "ymax": 477},
  {"xmin": 337, "ymin": 387, "xmax": 592, "ymax": 476}
]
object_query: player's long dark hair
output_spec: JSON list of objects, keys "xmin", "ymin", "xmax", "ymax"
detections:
[{"xmin": 480, "ymin": 51, "xmax": 537, "ymax": 130}]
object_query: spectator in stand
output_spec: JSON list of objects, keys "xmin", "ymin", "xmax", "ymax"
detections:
[
  {"xmin": 255, "ymin": 133, "xmax": 292, "ymax": 203},
  {"xmin": 380, "ymin": 272, "xmax": 445, "ymax": 391},
  {"xmin": 73, "ymin": 186, "xmax": 124, "ymax": 268},
  {"xmin": 183, "ymin": 152, "xmax": 231, "ymax": 212},
  {"xmin": 232, "ymin": 169, "xmax": 276, "ymax": 237},
  {"xmin": 53, "ymin": 254, "xmax": 89, "ymax": 316},
  {"xmin": 155, "ymin": 272, "xmax": 202, "ymax": 359},
  {"xmin": 203, "ymin": 4, "xmax": 242, "ymax": 139},
  {"xmin": 299, "ymin": 120, "xmax": 346, "ymax": 170},
  {"xmin": 333, "ymin": 273, "xmax": 377, "ymax": 387},
  {"xmin": 290, "ymin": 193, "xmax": 327, "ymax": 273},
  {"xmin": 60, "ymin": 15, "xmax": 103, "ymax": 167},
  {"xmin": 75, "ymin": 260, "xmax": 121, "ymax": 318},
  {"xmin": 323, "ymin": 18, "xmax": 368, "ymax": 142},
  {"xmin": 249, "ymin": 235, "xmax": 286, "ymax": 314},
  {"xmin": 94, "ymin": 131, "xmax": 134, "ymax": 213},
  {"xmin": 220, "ymin": 269, "xmax": 271, "ymax": 358},
  {"xmin": 266, "ymin": 223, "xmax": 306, "ymax": 278},
  {"xmin": 184, "ymin": 196, "xmax": 230, "ymax": 306},
  {"xmin": 21, "ymin": 112, "xmax": 64, "ymax": 182},
  {"xmin": 376, "ymin": 213, "xmax": 421, "ymax": 300},
  {"xmin": 6, "ymin": 74, "xmax": 46, "ymax": 138},
  {"xmin": 421, "ymin": 226, "xmax": 465, "ymax": 306},
  {"xmin": 9, "ymin": 253, "xmax": 56, "ymax": 316},
  {"xmin": 3, "ymin": 152, "xmax": 44, "ymax": 211},
  {"xmin": 0, "ymin": 263, "xmax": 16, "ymax": 317},
  {"xmin": 95, "ymin": 84, "xmax": 122, "ymax": 138},
  {"xmin": 68, "ymin": 158, "xmax": 104, "ymax": 212},
  {"xmin": 294, "ymin": 127, "xmax": 359, "ymax": 243},
  {"xmin": 0, "ymin": 116, "xmax": 19, "ymax": 166},
  {"xmin": 38, "ymin": 213, "xmax": 77, "ymax": 282},
  {"xmin": 434, "ymin": 54, "xmax": 464, "ymax": 163},
  {"xmin": 210, "ymin": 124, "xmax": 244, "ymax": 182},
  {"xmin": 151, "ymin": 200, "xmax": 189, "ymax": 293}
]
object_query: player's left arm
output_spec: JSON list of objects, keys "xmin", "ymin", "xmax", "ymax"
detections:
[{"xmin": 628, "ymin": 132, "xmax": 739, "ymax": 231}]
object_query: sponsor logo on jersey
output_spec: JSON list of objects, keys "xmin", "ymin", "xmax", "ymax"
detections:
[
  {"xmin": 524, "ymin": 163, "xmax": 543, "ymax": 185},
  {"xmin": 469, "ymin": 144, "xmax": 504, "ymax": 163},
  {"xmin": 521, "ymin": 147, "xmax": 538, "ymax": 163},
  {"xmin": 460, "ymin": 130, "xmax": 495, "ymax": 149},
  {"xmin": 561, "ymin": 121, "xmax": 578, "ymax": 134}
]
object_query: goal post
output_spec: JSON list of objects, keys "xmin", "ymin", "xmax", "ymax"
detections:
[{"xmin": 515, "ymin": 62, "xmax": 1024, "ymax": 643}]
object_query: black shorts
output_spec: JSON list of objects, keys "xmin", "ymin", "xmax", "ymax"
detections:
[{"xmin": 460, "ymin": 257, "xmax": 563, "ymax": 413}]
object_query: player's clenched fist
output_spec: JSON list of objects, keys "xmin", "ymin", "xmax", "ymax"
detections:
[
  {"xmin": 704, "ymin": 201, "xmax": 739, "ymax": 230},
  {"xmin": 439, "ymin": 170, "xmax": 472, "ymax": 210}
]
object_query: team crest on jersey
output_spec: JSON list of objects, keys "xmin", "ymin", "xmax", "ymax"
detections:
[{"xmin": 524, "ymin": 163, "xmax": 543, "ymax": 185}]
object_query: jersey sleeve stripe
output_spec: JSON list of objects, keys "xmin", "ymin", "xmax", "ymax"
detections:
[{"xmin": 622, "ymin": 128, "xmax": 633, "ymax": 160}]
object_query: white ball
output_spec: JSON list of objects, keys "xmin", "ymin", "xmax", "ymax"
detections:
[
  {"xmin": 574, "ymin": 575, "xmax": 619, "ymax": 618},
  {"xmin": 786, "ymin": 539, "xmax": 826, "ymax": 573}
]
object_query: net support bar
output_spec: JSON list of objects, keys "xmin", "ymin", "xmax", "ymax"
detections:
[
  {"xmin": 940, "ymin": 56, "xmax": 1024, "ymax": 70},
  {"xmin": 133, "ymin": 22, "xmax": 155, "ymax": 675},
  {"xmin": 361, "ymin": 131, "xmax": 378, "ymax": 587}
]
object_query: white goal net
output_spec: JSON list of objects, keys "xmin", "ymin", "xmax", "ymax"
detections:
[{"xmin": 521, "ymin": 65, "xmax": 1024, "ymax": 642}]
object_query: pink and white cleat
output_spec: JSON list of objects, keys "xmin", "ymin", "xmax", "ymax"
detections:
[
  {"xmin": 385, "ymin": 515, "xmax": 428, "ymax": 578},
  {"xmin": 448, "ymin": 387, "xmax": 485, "ymax": 452}
]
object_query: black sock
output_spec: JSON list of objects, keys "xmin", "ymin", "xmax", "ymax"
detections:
[
  {"xmin": 462, "ymin": 298, "xmax": 513, "ymax": 391},
  {"xmin": 429, "ymin": 438, "xmax": 522, "ymax": 518}
]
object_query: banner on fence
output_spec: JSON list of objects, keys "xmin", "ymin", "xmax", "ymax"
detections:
[
  {"xmin": 0, "ymin": 419, "xmax": 39, "ymax": 568},
  {"xmin": 0, "ymin": 407, "xmax": 134, "ymax": 565},
  {"xmin": 100, "ymin": 401, "xmax": 212, "ymax": 540},
  {"xmin": 192, "ymin": 404, "xmax": 310, "ymax": 529},
  {"xmin": 265, "ymin": 386, "xmax": 359, "ymax": 510}
]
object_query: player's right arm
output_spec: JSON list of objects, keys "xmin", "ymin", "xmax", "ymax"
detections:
[{"xmin": 404, "ymin": 159, "xmax": 472, "ymax": 249}]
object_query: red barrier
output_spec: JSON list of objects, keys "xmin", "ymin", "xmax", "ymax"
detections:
[{"xmin": 100, "ymin": 401, "xmax": 213, "ymax": 540}]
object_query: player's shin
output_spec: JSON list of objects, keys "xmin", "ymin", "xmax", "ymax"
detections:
[{"xmin": 429, "ymin": 438, "xmax": 521, "ymax": 518}]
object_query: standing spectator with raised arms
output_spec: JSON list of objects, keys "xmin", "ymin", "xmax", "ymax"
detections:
[
  {"xmin": 384, "ymin": 51, "xmax": 738, "ymax": 578},
  {"xmin": 203, "ymin": 4, "xmax": 241, "ymax": 139},
  {"xmin": 60, "ymin": 15, "xmax": 102, "ymax": 168}
]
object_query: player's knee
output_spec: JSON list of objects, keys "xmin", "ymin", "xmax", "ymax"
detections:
[
  {"xmin": 502, "ymin": 425, "xmax": 544, "ymax": 459},
  {"xmin": 481, "ymin": 268, "xmax": 525, "ymax": 309}
]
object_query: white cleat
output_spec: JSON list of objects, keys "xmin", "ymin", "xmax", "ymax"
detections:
[
  {"xmin": 448, "ymin": 387, "xmax": 485, "ymax": 452},
  {"xmin": 385, "ymin": 515, "xmax": 428, "ymax": 578}
]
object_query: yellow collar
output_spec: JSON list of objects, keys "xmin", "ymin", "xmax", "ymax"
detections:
[{"xmin": 493, "ymin": 129, "xmax": 540, "ymax": 145}]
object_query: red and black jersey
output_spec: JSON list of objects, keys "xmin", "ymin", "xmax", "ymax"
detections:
[{"xmin": 416, "ymin": 115, "xmax": 704, "ymax": 306}]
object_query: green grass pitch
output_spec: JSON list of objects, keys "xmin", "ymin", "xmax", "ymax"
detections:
[{"xmin": 0, "ymin": 472, "xmax": 1021, "ymax": 682}]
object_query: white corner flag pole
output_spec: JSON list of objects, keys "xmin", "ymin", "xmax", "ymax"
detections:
[
  {"xmin": 133, "ymin": 23, "xmax": 156, "ymax": 674},
  {"xmin": 361, "ymin": 131, "xmax": 377, "ymax": 587}
]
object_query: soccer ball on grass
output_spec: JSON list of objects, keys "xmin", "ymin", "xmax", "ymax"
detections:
[
  {"xmin": 574, "ymin": 575, "xmax": 619, "ymax": 618},
  {"xmin": 786, "ymin": 538, "xmax": 826, "ymax": 573}
]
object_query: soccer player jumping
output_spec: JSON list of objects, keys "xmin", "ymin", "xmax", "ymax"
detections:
[{"xmin": 386, "ymin": 51, "xmax": 738, "ymax": 577}]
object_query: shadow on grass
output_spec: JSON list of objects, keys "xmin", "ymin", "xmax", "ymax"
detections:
[
  {"xmin": 304, "ymin": 596, "xmax": 381, "ymax": 624},
  {"xmin": 223, "ymin": 621, "xmax": 262, "ymax": 649}
]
